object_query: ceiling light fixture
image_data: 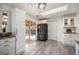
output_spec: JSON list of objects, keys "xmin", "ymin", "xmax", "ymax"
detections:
[
  {"xmin": 40, "ymin": 5, "xmax": 68, "ymax": 16},
  {"xmin": 38, "ymin": 3, "xmax": 46, "ymax": 9}
]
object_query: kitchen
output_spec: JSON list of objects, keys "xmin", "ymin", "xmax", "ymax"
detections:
[{"xmin": 0, "ymin": 3, "xmax": 79, "ymax": 55}]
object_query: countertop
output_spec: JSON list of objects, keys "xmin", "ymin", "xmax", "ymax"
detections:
[
  {"xmin": 0, "ymin": 35, "xmax": 16, "ymax": 40},
  {"xmin": 64, "ymin": 32, "xmax": 77, "ymax": 34},
  {"xmin": 75, "ymin": 41, "xmax": 79, "ymax": 44}
]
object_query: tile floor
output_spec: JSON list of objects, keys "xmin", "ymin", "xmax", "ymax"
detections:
[{"xmin": 24, "ymin": 40, "xmax": 75, "ymax": 55}]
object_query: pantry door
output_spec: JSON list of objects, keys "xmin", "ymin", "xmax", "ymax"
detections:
[{"xmin": 48, "ymin": 21, "xmax": 57, "ymax": 41}]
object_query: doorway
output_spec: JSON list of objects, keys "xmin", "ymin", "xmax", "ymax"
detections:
[{"xmin": 25, "ymin": 20, "xmax": 36, "ymax": 44}]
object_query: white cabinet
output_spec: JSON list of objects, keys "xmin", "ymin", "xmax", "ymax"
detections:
[
  {"xmin": 12, "ymin": 8, "xmax": 26, "ymax": 54},
  {"xmin": 64, "ymin": 17, "xmax": 76, "ymax": 27},
  {"xmin": 64, "ymin": 18, "xmax": 68, "ymax": 26},
  {"xmin": 64, "ymin": 34, "xmax": 72, "ymax": 45},
  {"xmin": 0, "ymin": 10, "xmax": 2, "ymax": 33},
  {"xmin": 64, "ymin": 34, "xmax": 78, "ymax": 40},
  {"xmin": 0, "ymin": 37, "xmax": 16, "ymax": 55},
  {"xmin": 75, "ymin": 43, "xmax": 79, "ymax": 55},
  {"xmin": 64, "ymin": 34, "xmax": 78, "ymax": 45},
  {"xmin": 38, "ymin": 20, "xmax": 48, "ymax": 24}
]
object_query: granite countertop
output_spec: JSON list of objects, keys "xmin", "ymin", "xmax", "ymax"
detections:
[
  {"xmin": 64, "ymin": 32, "xmax": 77, "ymax": 34},
  {"xmin": 74, "ymin": 40, "xmax": 79, "ymax": 44},
  {"xmin": 0, "ymin": 35, "xmax": 16, "ymax": 40}
]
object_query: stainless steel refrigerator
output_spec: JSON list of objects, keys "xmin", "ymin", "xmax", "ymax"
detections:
[{"xmin": 37, "ymin": 23, "xmax": 48, "ymax": 41}]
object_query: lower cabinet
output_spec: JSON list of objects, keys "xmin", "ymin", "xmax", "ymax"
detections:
[
  {"xmin": 75, "ymin": 43, "xmax": 79, "ymax": 55},
  {"xmin": 64, "ymin": 34, "xmax": 78, "ymax": 45},
  {"xmin": 0, "ymin": 37, "xmax": 16, "ymax": 55},
  {"xmin": 9, "ymin": 49, "xmax": 15, "ymax": 55}
]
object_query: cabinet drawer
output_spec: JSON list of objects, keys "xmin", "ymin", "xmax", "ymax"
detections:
[
  {"xmin": 9, "ymin": 49, "xmax": 15, "ymax": 55},
  {"xmin": 0, "ymin": 39, "xmax": 9, "ymax": 45},
  {"xmin": 0, "ymin": 48, "xmax": 9, "ymax": 54},
  {"xmin": 0, "ymin": 45, "xmax": 4, "ymax": 51},
  {"xmin": 0, "ymin": 43, "xmax": 9, "ymax": 51},
  {"xmin": 8, "ymin": 38, "xmax": 15, "ymax": 42},
  {"xmin": 3, "ymin": 39, "xmax": 9, "ymax": 42},
  {"xmin": 0, "ymin": 51, "xmax": 9, "ymax": 55},
  {"xmin": 0, "ymin": 48, "xmax": 15, "ymax": 55},
  {"xmin": 9, "ymin": 42, "xmax": 15, "ymax": 48},
  {"xmin": 0, "ymin": 40, "xmax": 4, "ymax": 45}
]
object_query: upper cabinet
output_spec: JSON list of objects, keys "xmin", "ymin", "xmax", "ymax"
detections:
[
  {"xmin": 64, "ymin": 18, "xmax": 68, "ymax": 26},
  {"xmin": 64, "ymin": 17, "xmax": 77, "ymax": 34},
  {"xmin": 0, "ymin": 10, "xmax": 2, "ymax": 33},
  {"xmin": 64, "ymin": 17, "xmax": 76, "ymax": 27}
]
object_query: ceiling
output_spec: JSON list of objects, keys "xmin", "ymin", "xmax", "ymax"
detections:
[{"xmin": 2, "ymin": 3, "xmax": 79, "ymax": 19}]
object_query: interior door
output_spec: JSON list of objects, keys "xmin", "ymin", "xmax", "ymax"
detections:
[
  {"xmin": 15, "ymin": 8, "xmax": 26, "ymax": 54},
  {"xmin": 48, "ymin": 21, "xmax": 57, "ymax": 40}
]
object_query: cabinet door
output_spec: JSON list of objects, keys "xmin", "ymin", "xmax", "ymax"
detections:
[
  {"xmin": 64, "ymin": 34, "xmax": 72, "ymax": 44},
  {"xmin": 71, "ymin": 34, "xmax": 78, "ymax": 41},
  {"xmin": 0, "ymin": 10, "xmax": 2, "ymax": 33},
  {"xmin": 64, "ymin": 18, "xmax": 68, "ymax": 26},
  {"xmin": 9, "ymin": 38, "xmax": 15, "ymax": 49},
  {"xmin": 9, "ymin": 49, "xmax": 15, "ymax": 55},
  {"xmin": 70, "ymin": 17, "xmax": 76, "ymax": 26},
  {"xmin": 64, "ymin": 17, "xmax": 76, "ymax": 26},
  {"xmin": 48, "ymin": 21, "xmax": 57, "ymax": 40}
]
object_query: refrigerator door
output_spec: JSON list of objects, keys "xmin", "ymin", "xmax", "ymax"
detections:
[{"xmin": 37, "ymin": 24, "xmax": 48, "ymax": 41}]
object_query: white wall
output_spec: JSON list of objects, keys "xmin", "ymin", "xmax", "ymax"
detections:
[
  {"xmin": 0, "ymin": 4, "xmax": 13, "ymax": 32},
  {"xmin": 76, "ymin": 12, "xmax": 79, "ymax": 34}
]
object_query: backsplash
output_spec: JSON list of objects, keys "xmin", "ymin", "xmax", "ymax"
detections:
[{"xmin": 64, "ymin": 27, "xmax": 76, "ymax": 34}]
